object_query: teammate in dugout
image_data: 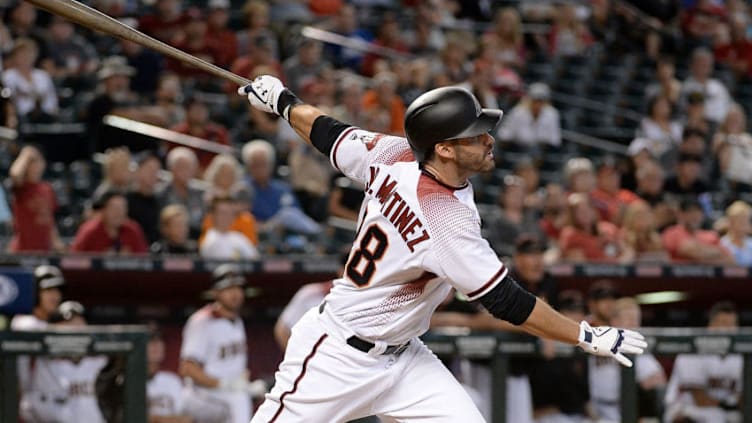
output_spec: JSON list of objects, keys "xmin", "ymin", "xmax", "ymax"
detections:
[{"xmin": 238, "ymin": 75, "xmax": 648, "ymax": 422}]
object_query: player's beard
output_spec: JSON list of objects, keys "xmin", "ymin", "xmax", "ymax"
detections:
[{"xmin": 455, "ymin": 145, "xmax": 495, "ymax": 174}]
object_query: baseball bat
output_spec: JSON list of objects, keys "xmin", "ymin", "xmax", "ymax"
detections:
[{"xmin": 24, "ymin": 0, "xmax": 251, "ymax": 87}]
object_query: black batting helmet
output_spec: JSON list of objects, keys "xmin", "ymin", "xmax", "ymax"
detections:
[
  {"xmin": 404, "ymin": 87, "xmax": 503, "ymax": 162},
  {"xmin": 211, "ymin": 264, "xmax": 246, "ymax": 290}
]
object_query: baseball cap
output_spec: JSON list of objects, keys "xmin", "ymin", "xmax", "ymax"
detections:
[
  {"xmin": 212, "ymin": 264, "xmax": 246, "ymax": 290},
  {"xmin": 588, "ymin": 280, "xmax": 619, "ymax": 300},
  {"xmin": 97, "ymin": 56, "xmax": 136, "ymax": 80},
  {"xmin": 514, "ymin": 234, "xmax": 547, "ymax": 254},
  {"xmin": 528, "ymin": 82, "xmax": 550, "ymax": 101},
  {"xmin": 34, "ymin": 265, "xmax": 65, "ymax": 290},
  {"xmin": 49, "ymin": 301, "xmax": 85, "ymax": 323}
]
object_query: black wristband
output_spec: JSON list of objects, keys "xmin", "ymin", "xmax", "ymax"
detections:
[{"xmin": 277, "ymin": 89, "xmax": 303, "ymax": 121}]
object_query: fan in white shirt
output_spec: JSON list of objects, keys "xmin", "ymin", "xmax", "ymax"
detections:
[
  {"xmin": 200, "ymin": 196, "xmax": 259, "ymax": 260},
  {"xmin": 1, "ymin": 38, "xmax": 58, "ymax": 117},
  {"xmin": 681, "ymin": 48, "xmax": 731, "ymax": 124}
]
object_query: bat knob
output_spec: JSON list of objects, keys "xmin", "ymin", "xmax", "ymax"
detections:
[{"xmin": 243, "ymin": 85, "xmax": 252, "ymax": 94}]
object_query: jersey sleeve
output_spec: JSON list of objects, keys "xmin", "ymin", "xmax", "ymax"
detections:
[
  {"xmin": 329, "ymin": 128, "xmax": 414, "ymax": 184},
  {"xmin": 180, "ymin": 317, "xmax": 210, "ymax": 365},
  {"xmin": 423, "ymin": 193, "xmax": 508, "ymax": 301}
]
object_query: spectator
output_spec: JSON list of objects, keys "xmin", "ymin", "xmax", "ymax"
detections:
[
  {"xmin": 230, "ymin": 35, "xmax": 283, "ymax": 90},
  {"xmin": 665, "ymin": 127, "xmax": 713, "ymax": 178},
  {"xmin": 484, "ymin": 7, "xmax": 525, "ymax": 70},
  {"xmin": 167, "ymin": 8, "xmax": 222, "ymax": 80},
  {"xmin": 589, "ymin": 297, "xmax": 666, "ymax": 422},
  {"xmin": 41, "ymin": 16, "xmax": 98, "ymax": 85},
  {"xmin": 288, "ymin": 137, "xmax": 332, "ymax": 222},
  {"xmin": 331, "ymin": 74, "xmax": 366, "ymax": 127},
  {"xmin": 171, "ymin": 97, "xmax": 231, "ymax": 170},
  {"xmin": 539, "ymin": 183, "xmax": 568, "ymax": 243},
  {"xmin": 720, "ymin": 201, "xmax": 752, "ymax": 266},
  {"xmin": 712, "ymin": 103, "xmax": 752, "ymax": 189},
  {"xmin": 321, "ymin": 4, "xmax": 372, "ymax": 71},
  {"xmin": 283, "ymin": 39, "xmax": 328, "ymax": 94},
  {"xmin": 681, "ymin": 0, "xmax": 728, "ymax": 49},
  {"xmin": 2, "ymin": 37, "xmax": 58, "ymax": 121},
  {"xmin": 432, "ymin": 35, "xmax": 471, "ymax": 86},
  {"xmin": 115, "ymin": 25, "xmax": 165, "ymax": 96},
  {"xmin": 665, "ymin": 301, "xmax": 741, "ymax": 423},
  {"xmin": 558, "ymin": 193, "xmax": 633, "ymax": 263},
  {"xmin": 586, "ymin": 280, "xmax": 619, "ymax": 326},
  {"xmin": 153, "ymin": 73, "xmax": 185, "ymax": 127},
  {"xmin": 637, "ymin": 95, "xmax": 683, "ymax": 155},
  {"xmin": 663, "ymin": 152, "xmax": 709, "ymax": 199},
  {"xmin": 126, "ymin": 151, "xmax": 164, "ymax": 244},
  {"xmin": 563, "ymin": 157, "xmax": 596, "ymax": 195},
  {"xmin": 361, "ymin": 72, "xmax": 406, "ymax": 136},
  {"xmin": 681, "ymin": 47, "xmax": 731, "ymax": 124},
  {"xmin": 548, "ymin": 3, "xmax": 593, "ymax": 56},
  {"xmin": 404, "ymin": 2, "xmax": 445, "ymax": 55},
  {"xmin": 162, "ymin": 147, "xmax": 205, "ymax": 236},
  {"xmin": 484, "ymin": 175, "xmax": 541, "ymax": 257},
  {"xmin": 8, "ymin": 145, "xmax": 63, "ymax": 252},
  {"xmin": 661, "ymin": 198, "xmax": 734, "ymax": 264},
  {"xmin": 497, "ymin": 82, "xmax": 561, "ymax": 150},
  {"xmin": 205, "ymin": 0, "xmax": 238, "ymax": 68},
  {"xmin": 645, "ymin": 56, "xmax": 681, "ymax": 106},
  {"xmin": 714, "ymin": 14, "xmax": 752, "ymax": 79},
  {"xmin": 634, "ymin": 159, "xmax": 666, "ymax": 206},
  {"xmin": 203, "ymin": 154, "xmax": 249, "ymax": 203},
  {"xmin": 590, "ymin": 156, "xmax": 640, "ymax": 224},
  {"xmin": 236, "ymin": 0, "xmax": 278, "ymax": 59},
  {"xmin": 398, "ymin": 59, "xmax": 432, "ymax": 108},
  {"xmin": 681, "ymin": 91, "xmax": 716, "ymax": 141},
  {"xmin": 71, "ymin": 190, "xmax": 149, "ymax": 254},
  {"xmin": 621, "ymin": 200, "xmax": 670, "ymax": 262},
  {"xmin": 151, "ymin": 204, "xmax": 197, "ymax": 255},
  {"xmin": 242, "ymin": 139, "xmax": 320, "ymax": 235},
  {"xmin": 328, "ymin": 173, "xmax": 364, "ymax": 223},
  {"xmin": 138, "ymin": 0, "xmax": 189, "ymax": 43},
  {"xmin": 199, "ymin": 196, "xmax": 259, "ymax": 260},
  {"xmin": 457, "ymin": 60, "xmax": 501, "ymax": 110},
  {"xmin": 513, "ymin": 159, "xmax": 543, "ymax": 211},
  {"xmin": 6, "ymin": 2, "xmax": 44, "ymax": 57},
  {"xmin": 147, "ymin": 327, "xmax": 191, "ymax": 422},
  {"xmin": 200, "ymin": 194, "xmax": 258, "ymax": 249},
  {"xmin": 361, "ymin": 12, "xmax": 409, "ymax": 77},
  {"xmin": 93, "ymin": 146, "xmax": 133, "ymax": 201}
]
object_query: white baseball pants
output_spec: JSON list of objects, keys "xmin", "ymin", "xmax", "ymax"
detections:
[{"xmin": 252, "ymin": 307, "xmax": 485, "ymax": 422}]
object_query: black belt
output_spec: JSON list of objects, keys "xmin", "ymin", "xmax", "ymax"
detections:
[
  {"xmin": 346, "ymin": 336, "xmax": 411, "ymax": 355},
  {"xmin": 318, "ymin": 301, "xmax": 410, "ymax": 355}
]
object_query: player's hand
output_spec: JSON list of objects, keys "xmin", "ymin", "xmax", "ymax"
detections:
[
  {"xmin": 238, "ymin": 75, "xmax": 302, "ymax": 122},
  {"xmin": 219, "ymin": 375, "xmax": 251, "ymax": 392},
  {"xmin": 577, "ymin": 321, "xmax": 647, "ymax": 367},
  {"xmin": 248, "ymin": 378, "xmax": 268, "ymax": 397}
]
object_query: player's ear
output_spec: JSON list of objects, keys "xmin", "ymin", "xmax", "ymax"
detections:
[{"xmin": 434, "ymin": 142, "xmax": 455, "ymax": 161}]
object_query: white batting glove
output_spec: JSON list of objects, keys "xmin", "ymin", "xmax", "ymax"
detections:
[
  {"xmin": 577, "ymin": 320, "xmax": 647, "ymax": 367},
  {"xmin": 237, "ymin": 75, "xmax": 284, "ymax": 114}
]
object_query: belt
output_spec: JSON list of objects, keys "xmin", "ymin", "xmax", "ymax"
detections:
[{"xmin": 318, "ymin": 301, "xmax": 410, "ymax": 355}]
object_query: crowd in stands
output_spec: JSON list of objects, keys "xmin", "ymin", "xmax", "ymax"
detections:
[{"xmin": 0, "ymin": 0, "xmax": 748, "ymax": 265}]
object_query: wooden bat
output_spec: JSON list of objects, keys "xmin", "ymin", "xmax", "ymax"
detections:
[{"xmin": 24, "ymin": 0, "xmax": 251, "ymax": 86}]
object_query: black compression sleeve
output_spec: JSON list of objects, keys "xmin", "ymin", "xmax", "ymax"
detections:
[
  {"xmin": 476, "ymin": 274, "xmax": 537, "ymax": 325},
  {"xmin": 310, "ymin": 115, "xmax": 351, "ymax": 156}
]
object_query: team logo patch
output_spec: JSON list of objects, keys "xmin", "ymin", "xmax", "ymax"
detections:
[
  {"xmin": 358, "ymin": 133, "xmax": 385, "ymax": 151},
  {"xmin": 0, "ymin": 275, "xmax": 19, "ymax": 306}
]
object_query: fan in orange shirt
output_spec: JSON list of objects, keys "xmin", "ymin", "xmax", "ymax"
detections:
[
  {"xmin": 199, "ymin": 196, "xmax": 259, "ymax": 247},
  {"xmin": 361, "ymin": 71, "xmax": 405, "ymax": 136}
]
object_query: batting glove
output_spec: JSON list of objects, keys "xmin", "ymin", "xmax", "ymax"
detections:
[
  {"xmin": 577, "ymin": 320, "xmax": 647, "ymax": 367},
  {"xmin": 237, "ymin": 75, "xmax": 301, "ymax": 122}
]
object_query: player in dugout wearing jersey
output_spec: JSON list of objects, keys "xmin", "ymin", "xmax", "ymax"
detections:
[{"xmin": 238, "ymin": 76, "xmax": 647, "ymax": 422}]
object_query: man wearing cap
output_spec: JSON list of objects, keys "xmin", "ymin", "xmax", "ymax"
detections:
[
  {"xmin": 497, "ymin": 82, "xmax": 561, "ymax": 150},
  {"xmin": 661, "ymin": 198, "xmax": 734, "ymax": 264},
  {"xmin": 179, "ymin": 264, "xmax": 263, "ymax": 423}
]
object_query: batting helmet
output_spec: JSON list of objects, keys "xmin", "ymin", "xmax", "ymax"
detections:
[
  {"xmin": 211, "ymin": 264, "xmax": 246, "ymax": 290},
  {"xmin": 404, "ymin": 87, "xmax": 503, "ymax": 162},
  {"xmin": 34, "ymin": 265, "xmax": 65, "ymax": 290}
]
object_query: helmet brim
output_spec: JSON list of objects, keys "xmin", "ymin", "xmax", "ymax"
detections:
[{"xmin": 448, "ymin": 109, "xmax": 503, "ymax": 140}]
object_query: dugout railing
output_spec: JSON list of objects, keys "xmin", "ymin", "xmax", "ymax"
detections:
[
  {"xmin": 0, "ymin": 326, "xmax": 148, "ymax": 423},
  {"xmin": 421, "ymin": 328, "xmax": 752, "ymax": 423}
]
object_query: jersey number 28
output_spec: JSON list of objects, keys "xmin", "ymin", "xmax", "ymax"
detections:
[{"xmin": 346, "ymin": 225, "xmax": 388, "ymax": 286}]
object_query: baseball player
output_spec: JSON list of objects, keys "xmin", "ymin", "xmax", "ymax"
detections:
[
  {"xmin": 11, "ymin": 264, "xmax": 66, "ymax": 412},
  {"xmin": 179, "ymin": 263, "xmax": 265, "ymax": 423},
  {"xmin": 664, "ymin": 301, "xmax": 742, "ymax": 423},
  {"xmin": 27, "ymin": 301, "xmax": 108, "ymax": 423},
  {"xmin": 147, "ymin": 326, "xmax": 192, "ymax": 423},
  {"xmin": 239, "ymin": 75, "xmax": 647, "ymax": 422}
]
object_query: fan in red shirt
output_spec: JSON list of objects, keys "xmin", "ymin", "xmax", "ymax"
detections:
[
  {"xmin": 170, "ymin": 96, "xmax": 230, "ymax": 170},
  {"xmin": 661, "ymin": 198, "xmax": 734, "ymax": 264},
  {"xmin": 558, "ymin": 193, "xmax": 633, "ymax": 263},
  {"xmin": 590, "ymin": 157, "xmax": 640, "ymax": 224},
  {"xmin": 8, "ymin": 145, "xmax": 63, "ymax": 252},
  {"xmin": 71, "ymin": 191, "xmax": 148, "ymax": 254},
  {"xmin": 166, "ymin": 8, "xmax": 223, "ymax": 79},
  {"xmin": 205, "ymin": 0, "xmax": 238, "ymax": 68},
  {"xmin": 138, "ymin": 0, "xmax": 190, "ymax": 43}
]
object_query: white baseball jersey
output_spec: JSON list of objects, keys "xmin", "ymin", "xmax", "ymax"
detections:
[
  {"xmin": 665, "ymin": 354, "xmax": 742, "ymax": 409},
  {"xmin": 325, "ymin": 128, "xmax": 508, "ymax": 344},
  {"xmin": 29, "ymin": 356, "xmax": 108, "ymax": 423},
  {"xmin": 11, "ymin": 314, "xmax": 48, "ymax": 393},
  {"xmin": 147, "ymin": 370, "xmax": 185, "ymax": 417},
  {"xmin": 180, "ymin": 304, "xmax": 250, "ymax": 423},
  {"xmin": 589, "ymin": 354, "xmax": 664, "ymax": 421},
  {"xmin": 279, "ymin": 281, "xmax": 333, "ymax": 329}
]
